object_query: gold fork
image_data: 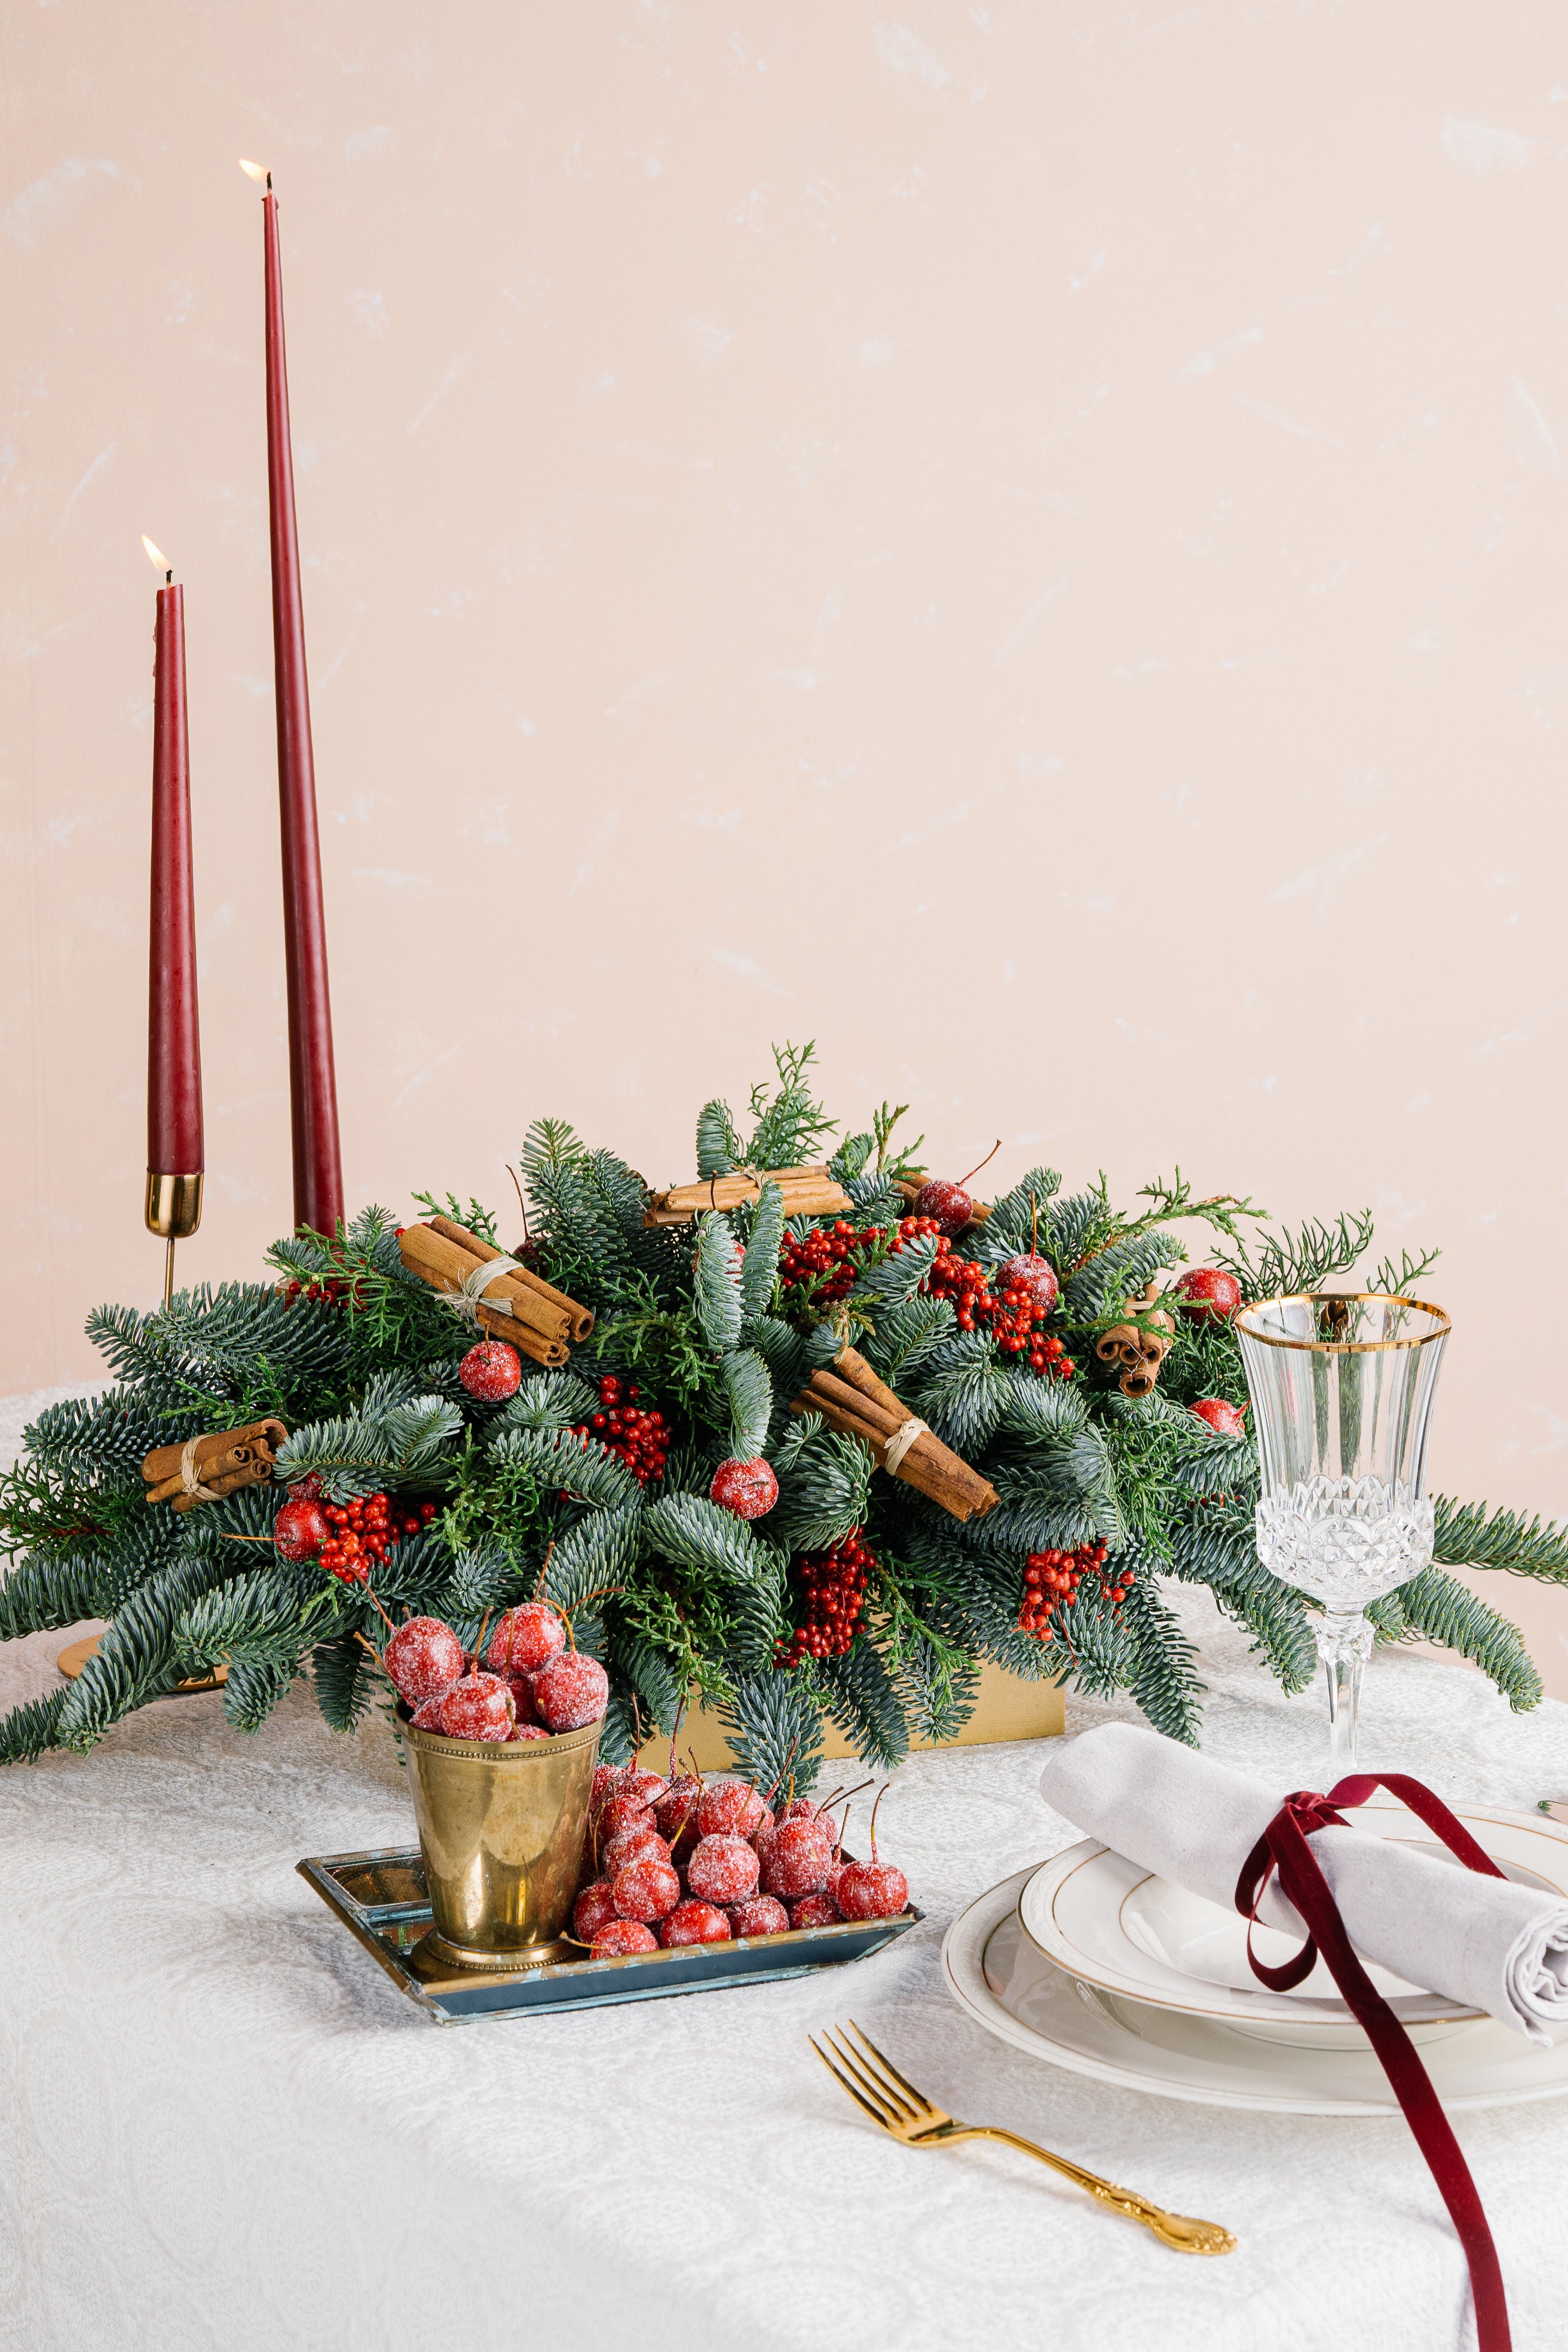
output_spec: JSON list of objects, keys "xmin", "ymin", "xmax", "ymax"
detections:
[{"xmin": 811, "ymin": 2021, "xmax": 1237, "ymax": 2257}]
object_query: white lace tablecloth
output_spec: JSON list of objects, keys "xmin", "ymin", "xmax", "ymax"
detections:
[{"xmin": 4, "ymin": 1388, "xmax": 1568, "ymax": 2352}]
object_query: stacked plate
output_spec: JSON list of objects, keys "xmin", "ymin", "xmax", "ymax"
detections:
[{"xmin": 942, "ymin": 1796, "xmax": 1568, "ymax": 2115}]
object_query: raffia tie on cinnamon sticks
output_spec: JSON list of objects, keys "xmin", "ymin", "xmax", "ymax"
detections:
[
  {"xmin": 791, "ymin": 1346, "xmax": 999, "ymax": 1523},
  {"xmin": 644, "ymin": 1165, "xmax": 854, "ymax": 1227},
  {"xmin": 142, "ymin": 1419, "xmax": 288, "ymax": 1512},
  {"xmin": 397, "ymin": 1218, "xmax": 592, "ymax": 1367}
]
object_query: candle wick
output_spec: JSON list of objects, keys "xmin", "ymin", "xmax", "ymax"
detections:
[
  {"xmin": 165, "ymin": 569, "xmax": 173, "ymax": 586},
  {"xmin": 267, "ymin": 170, "xmax": 273, "ymax": 191}
]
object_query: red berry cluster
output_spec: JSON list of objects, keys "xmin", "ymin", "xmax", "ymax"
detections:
[
  {"xmin": 894, "ymin": 1217, "xmax": 1076, "ymax": 1380},
  {"xmin": 320, "ymin": 1493, "xmax": 437, "ymax": 1584},
  {"xmin": 571, "ymin": 1375, "xmax": 670, "ymax": 1489},
  {"xmin": 1016, "ymin": 1542, "xmax": 1135, "ymax": 1637},
  {"xmin": 281, "ymin": 1276, "xmax": 360, "ymax": 1307},
  {"xmin": 777, "ymin": 1219, "xmax": 887, "ymax": 1306},
  {"xmin": 777, "ymin": 1530, "xmax": 876, "ymax": 1666}
]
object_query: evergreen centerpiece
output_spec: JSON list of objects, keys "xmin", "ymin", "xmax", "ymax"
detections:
[{"xmin": 2, "ymin": 1045, "xmax": 1564, "ymax": 1790}]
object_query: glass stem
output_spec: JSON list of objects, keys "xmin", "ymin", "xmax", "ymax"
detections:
[{"xmin": 1318, "ymin": 1610, "xmax": 1374, "ymax": 1774}]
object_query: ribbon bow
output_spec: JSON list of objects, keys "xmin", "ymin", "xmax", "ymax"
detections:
[{"xmin": 1235, "ymin": 1772, "xmax": 1511, "ymax": 2351}]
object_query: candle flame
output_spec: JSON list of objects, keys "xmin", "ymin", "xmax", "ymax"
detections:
[
  {"xmin": 238, "ymin": 158, "xmax": 270, "ymax": 187},
  {"xmin": 141, "ymin": 534, "xmax": 169, "ymax": 573}
]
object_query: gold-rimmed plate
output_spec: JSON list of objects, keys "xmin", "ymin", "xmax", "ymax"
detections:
[{"xmin": 1016, "ymin": 1797, "xmax": 1568, "ymax": 2047}]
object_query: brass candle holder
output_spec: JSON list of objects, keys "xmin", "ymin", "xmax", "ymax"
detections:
[{"xmin": 145, "ymin": 1170, "xmax": 203, "ymax": 1310}]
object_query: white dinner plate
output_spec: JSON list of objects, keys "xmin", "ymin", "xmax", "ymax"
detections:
[
  {"xmin": 1016, "ymin": 1797, "xmax": 1568, "ymax": 2047},
  {"xmin": 942, "ymin": 1870, "xmax": 1568, "ymax": 2116}
]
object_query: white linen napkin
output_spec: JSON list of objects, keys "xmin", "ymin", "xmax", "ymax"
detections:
[{"xmin": 1038, "ymin": 1722, "xmax": 1568, "ymax": 2045}]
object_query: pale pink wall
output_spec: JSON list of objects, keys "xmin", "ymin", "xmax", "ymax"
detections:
[{"xmin": 5, "ymin": 9, "xmax": 1567, "ymax": 1682}]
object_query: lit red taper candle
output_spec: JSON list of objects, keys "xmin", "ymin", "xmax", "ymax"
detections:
[
  {"xmin": 243, "ymin": 158, "xmax": 345, "ymax": 1239},
  {"xmin": 142, "ymin": 534, "xmax": 203, "ymax": 1306}
]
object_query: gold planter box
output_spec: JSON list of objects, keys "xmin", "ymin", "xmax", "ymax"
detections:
[{"xmin": 640, "ymin": 1663, "xmax": 1064, "ymax": 1775}]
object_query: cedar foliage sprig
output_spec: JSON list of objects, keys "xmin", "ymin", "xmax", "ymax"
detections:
[{"xmin": 0, "ymin": 1046, "xmax": 1560, "ymax": 1775}]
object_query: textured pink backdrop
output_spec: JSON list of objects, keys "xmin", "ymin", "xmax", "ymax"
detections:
[{"xmin": 4, "ymin": 7, "xmax": 1566, "ymax": 1683}]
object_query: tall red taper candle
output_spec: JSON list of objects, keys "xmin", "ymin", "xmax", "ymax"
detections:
[
  {"xmin": 144, "ymin": 537, "xmax": 204, "ymax": 1306},
  {"xmin": 257, "ymin": 166, "xmax": 345, "ymax": 1238}
]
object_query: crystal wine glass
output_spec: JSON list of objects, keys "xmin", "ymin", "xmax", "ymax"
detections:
[{"xmin": 1234, "ymin": 1293, "xmax": 1450, "ymax": 1768}]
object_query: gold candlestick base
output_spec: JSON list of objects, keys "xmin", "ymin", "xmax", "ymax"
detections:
[
  {"xmin": 145, "ymin": 1171, "xmax": 203, "ymax": 1309},
  {"xmin": 56, "ymin": 1634, "xmax": 228, "ymax": 1696}
]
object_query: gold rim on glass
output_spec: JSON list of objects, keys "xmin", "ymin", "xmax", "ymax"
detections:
[{"xmin": 1233, "ymin": 1292, "xmax": 1451, "ymax": 1353}]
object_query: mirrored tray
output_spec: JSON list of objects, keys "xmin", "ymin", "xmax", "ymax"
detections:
[{"xmin": 299, "ymin": 1845, "xmax": 920, "ymax": 2025}]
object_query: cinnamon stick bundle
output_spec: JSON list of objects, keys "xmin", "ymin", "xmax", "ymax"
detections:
[
  {"xmin": 791, "ymin": 1346, "xmax": 999, "ymax": 1523},
  {"xmin": 142, "ymin": 1419, "xmax": 288, "ymax": 1512},
  {"xmin": 397, "ymin": 1223, "xmax": 574, "ymax": 1367},
  {"xmin": 426, "ymin": 1215, "xmax": 595, "ymax": 1344},
  {"xmin": 644, "ymin": 1165, "xmax": 854, "ymax": 1227}
]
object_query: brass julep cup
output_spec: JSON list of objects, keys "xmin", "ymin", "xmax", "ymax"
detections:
[{"xmin": 403, "ymin": 1711, "xmax": 601, "ymax": 1970}]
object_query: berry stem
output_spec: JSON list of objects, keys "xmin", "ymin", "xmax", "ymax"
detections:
[{"xmin": 957, "ymin": 1139, "xmax": 1002, "ymax": 1191}]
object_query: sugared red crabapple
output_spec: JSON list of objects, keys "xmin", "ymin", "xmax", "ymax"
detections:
[
  {"xmin": 997, "ymin": 1252, "xmax": 1060, "ymax": 1317},
  {"xmin": 410, "ymin": 1695, "xmax": 446, "ymax": 1731},
  {"xmin": 1190, "ymin": 1396, "xmax": 1247, "ymax": 1438},
  {"xmin": 708, "ymin": 1457, "xmax": 779, "ymax": 1520},
  {"xmin": 1172, "ymin": 1267, "xmax": 1243, "ymax": 1323},
  {"xmin": 696, "ymin": 1779, "xmax": 769, "ymax": 1840},
  {"xmin": 384, "ymin": 1615, "xmax": 467, "ymax": 1702},
  {"xmin": 438, "ymin": 1673, "xmax": 516, "ymax": 1742},
  {"xmin": 835, "ymin": 1860, "xmax": 909, "ymax": 1919},
  {"xmin": 499, "ymin": 1673, "xmax": 538, "ymax": 1724},
  {"xmin": 598, "ymin": 1792, "xmax": 655, "ymax": 1846},
  {"xmin": 592, "ymin": 1920, "xmax": 659, "ymax": 1958},
  {"xmin": 601, "ymin": 1826, "xmax": 669, "ymax": 1879},
  {"xmin": 728, "ymin": 1895, "xmax": 790, "ymax": 1939},
  {"xmin": 790, "ymin": 1890, "xmax": 843, "ymax": 1929},
  {"xmin": 573, "ymin": 1882, "xmax": 621, "ymax": 1943},
  {"xmin": 687, "ymin": 1834, "xmax": 761, "ymax": 1907},
  {"xmin": 611, "ymin": 1853, "xmax": 681, "ymax": 1924},
  {"xmin": 659, "ymin": 1901, "xmax": 731, "ymax": 1948},
  {"xmin": 272, "ymin": 1498, "xmax": 328, "ymax": 1563},
  {"xmin": 486, "ymin": 1601, "xmax": 568, "ymax": 1676},
  {"xmin": 458, "ymin": 1339, "xmax": 522, "ymax": 1401},
  {"xmin": 533, "ymin": 1652, "xmax": 610, "ymax": 1732},
  {"xmin": 618, "ymin": 1769, "xmax": 670, "ymax": 1808},
  {"xmin": 506, "ymin": 1722, "xmax": 549, "ymax": 1742},
  {"xmin": 761, "ymin": 1818, "xmax": 834, "ymax": 1899}
]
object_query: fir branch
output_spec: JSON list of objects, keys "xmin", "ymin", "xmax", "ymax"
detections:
[
  {"xmin": 488, "ymin": 1423, "xmax": 642, "ymax": 1512},
  {"xmin": 862, "ymin": 1295, "xmax": 956, "ymax": 1388},
  {"xmin": 1431, "ymin": 1497, "xmax": 1568, "ymax": 1584},
  {"xmin": 967, "ymin": 1168, "xmax": 1064, "ymax": 1266},
  {"xmin": 693, "ymin": 1213, "xmax": 745, "ymax": 1356},
  {"xmin": 718, "ymin": 1671, "xmax": 825, "ymax": 1795},
  {"xmin": 1393, "ymin": 1567, "xmax": 1544, "ymax": 1708},
  {"xmin": 0, "ymin": 1689, "xmax": 69, "ymax": 1765},
  {"xmin": 739, "ymin": 1182, "xmax": 787, "ymax": 1320},
  {"xmin": 544, "ymin": 1505, "xmax": 643, "ymax": 1616},
  {"xmin": 813, "ymin": 1642, "xmax": 908, "ymax": 1770},
  {"xmin": 1062, "ymin": 1230, "xmax": 1186, "ymax": 1325},
  {"xmin": 54, "ymin": 1555, "xmax": 233, "ymax": 1750},
  {"xmin": 609, "ymin": 1629, "xmax": 685, "ymax": 1735},
  {"xmin": 696, "ymin": 1098, "xmax": 742, "ymax": 1180},
  {"xmin": 1168, "ymin": 1509, "xmax": 1318, "ymax": 1690},
  {"xmin": 173, "ymin": 1565, "xmax": 330, "ymax": 1673},
  {"xmin": 1116, "ymin": 1573, "xmax": 1203, "ymax": 1743},
  {"xmin": 0, "ymin": 1549, "xmax": 102, "ymax": 1640},
  {"xmin": 721, "ymin": 1348, "xmax": 773, "ymax": 1461},
  {"xmin": 273, "ymin": 1388, "xmax": 464, "ymax": 1499},
  {"xmin": 771, "ymin": 1429, "xmax": 874, "ymax": 1552},
  {"xmin": 221, "ymin": 1654, "xmax": 301, "ymax": 1735},
  {"xmin": 313, "ymin": 1630, "xmax": 378, "ymax": 1733},
  {"xmin": 745, "ymin": 1315, "xmax": 810, "ymax": 1428},
  {"xmin": 847, "ymin": 1231, "xmax": 941, "ymax": 1315},
  {"xmin": 641, "ymin": 1492, "xmax": 787, "ymax": 1590},
  {"xmin": 492, "ymin": 1371, "xmax": 600, "ymax": 1435}
]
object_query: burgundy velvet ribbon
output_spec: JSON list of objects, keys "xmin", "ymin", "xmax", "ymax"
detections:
[{"xmin": 1235, "ymin": 1774, "xmax": 1511, "ymax": 2351}]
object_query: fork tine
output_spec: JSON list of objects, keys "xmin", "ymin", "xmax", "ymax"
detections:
[
  {"xmin": 844, "ymin": 2019, "xmax": 939, "ymax": 2120},
  {"xmin": 821, "ymin": 2025, "xmax": 917, "ymax": 2125},
  {"xmin": 810, "ymin": 2035, "xmax": 898, "ymax": 2133}
]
